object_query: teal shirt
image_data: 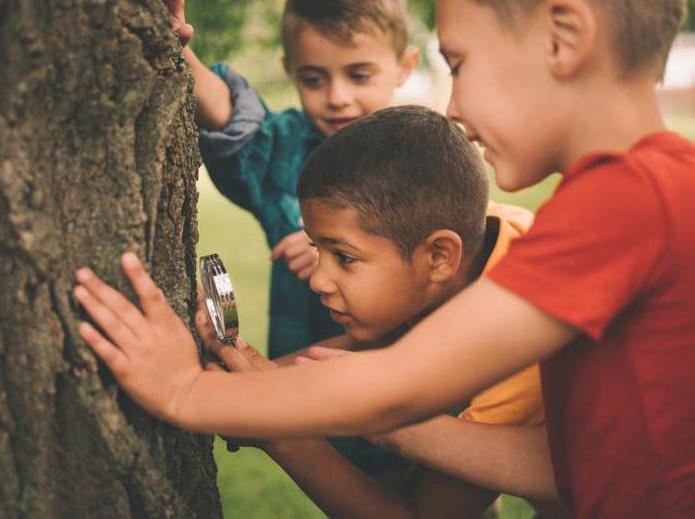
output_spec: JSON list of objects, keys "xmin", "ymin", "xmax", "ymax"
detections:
[
  {"xmin": 199, "ymin": 63, "xmax": 343, "ymax": 359},
  {"xmin": 199, "ymin": 64, "xmax": 409, "ymax": 477}
]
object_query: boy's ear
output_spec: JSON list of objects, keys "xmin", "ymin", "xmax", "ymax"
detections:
[
  {"xmin": 397, "ymin": 46, "xmax": 420, "ymax": 86},
  {"xmin": 422, "ymin": 230, "xmax": 463, "ymax": 283},
  {"xmin": 543, "ymin": 0, "xmax": 597, "ymax": 79}
]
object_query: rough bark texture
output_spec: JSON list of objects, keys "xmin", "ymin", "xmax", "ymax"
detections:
[{"xmin": 0, "ymin": 0, "xmax": 222, "ymax": 517}]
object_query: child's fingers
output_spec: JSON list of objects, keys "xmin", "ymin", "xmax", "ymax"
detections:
[
  {"xmin": 283, "ymin": 236, "xmax": 316, "ymax": 260},
  {"xmin": 287, "ymin": 252, "xmax": 317, "ymax": 275},
  {"xmin": 178, "ymin": 24, "xmax": 194, "ymax": 46},
  {"xmin": 195, "ymin": 308, "xmax": 216, "ymax": 345},
  {"xmin": 78, "ymin": 321, "xmax": 128, "ymax": 376},
  {"xmin": 213, "ymin": 344, "xmax": 253, "ymax": 373},
  {"xmin": 75, "ymin": 268, "xmax": 148, "ymax": 334},
  {"xmin": 271, "ymin": 230, "xmax": 311, "ymax": 261},
  {"xmin": 296, "ymin": 264, "xmax": 316, "ymax": 281},
  {"xmin": 120, "ymin": 253, "xmax": 172, "ymax": 320},
  {"xmin": 73, "ymin": 285, "xmax": 141, "ymax": 348},
  {"xmin": 204, "ymin": 362, "xmax": 226, "ymax": 372},
  {"xmin": 304, "ymin": 346, "xmax": 351, "ymax": 361},
  {"xmin": 165, "ymin": 0, "xmax": 185, "ymax": 17},
  {"xmin": 270, "ymin": 233, "xmax": 295, "ymax": 261},
  {"xmin": 238, "ymin": 343, "xmax": 276, "ymax": 370},
  {"xmin": 293, "ymin": 356, "xmax": 315, "ymax": 365}
]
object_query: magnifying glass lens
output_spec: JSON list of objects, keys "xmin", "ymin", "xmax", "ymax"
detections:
[{"xmin": 199, "ymin": 254, "xmax": 239, "ymax": 344}]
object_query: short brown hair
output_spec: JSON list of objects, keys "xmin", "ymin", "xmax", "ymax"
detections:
[
  {"xmin": 298, "ymin": 105, "xmax": 490, "ymax": 260},
  {"xmin": 473, "ymin": 0, "xmax": 687, "ymax": 78},
  {"xmin": 281, "ymin": 0, "xmax": 408, "ymax": 62}
]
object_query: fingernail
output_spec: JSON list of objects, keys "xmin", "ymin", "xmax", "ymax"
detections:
[
  {"xmin": 75, "ymin": 268, "xmax": 91, "ymax": 282},
  {"xmin": 122, "ymin": 252, "xmax": 138, "ymax": 268}
]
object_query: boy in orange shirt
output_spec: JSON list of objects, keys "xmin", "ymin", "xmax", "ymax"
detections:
[
  {"xmin": 201, "ymin": 105, "xmax": 548, "ymax": 517},
  {"xmin": 74, "ymin": 1, "xmax": 695, "ymax": 516}
]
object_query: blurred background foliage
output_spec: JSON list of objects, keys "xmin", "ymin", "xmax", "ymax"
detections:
[
  {"xmin": 187, "ymin": 0, "xmax": 435, "ymax": 63},
  {"xmin": 187, "ymin": 0, "xmax": 692, "ymax": 64}
]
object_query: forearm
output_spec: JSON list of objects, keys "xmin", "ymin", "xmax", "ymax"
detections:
[
  {"xmin": 175, "ymin": 356, "xmax": 413, "ymax": 438},
  {"xmin": 182, "ymin": 47, "xmax": 233, "ymax": 130},
  {"xmin": 372, "ymin": 415, "xmax": 558, "ymax": 501},
  {"xmin": 263, "ymin": 439, "xmax": 412, "ymax": 519},
  {"xmin": 175, "ymin": 280, "xmax": 573, "ymax": 442}
]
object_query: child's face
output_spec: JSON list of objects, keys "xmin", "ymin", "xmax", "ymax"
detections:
[
  {"xmin": 436, "ymin": 0, "xmax": 567, "ymax": 190},
  {"xmin": 301, "ymin": 199, "xmax": 435, "ymax": 344},
  {"xmin": 285, "ymin": 23, "xmax": 416, "ymax": 137}
]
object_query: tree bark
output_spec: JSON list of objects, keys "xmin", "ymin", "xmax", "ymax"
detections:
[{"xmin": 0, "ymin": 0, "xmax": 222, "ymax": 517}]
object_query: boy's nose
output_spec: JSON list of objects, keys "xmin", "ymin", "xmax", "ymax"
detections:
[
  {"xmin": 445, "ymin": 96, "xmax": 462, "ymax": 123},
  {"xmin": 446, "ymin": 100, "xmax": 477, "ymax": 142},
  {"xmin": 308, "ymin": 264, "xmax": 337, "ymax": 295},
  {"xmin": 326, "ymin": 80, "xmax": 352, "ymax": 109}
]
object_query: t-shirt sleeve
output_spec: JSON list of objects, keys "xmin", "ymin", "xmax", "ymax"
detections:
[
  {"xmin": 198, "ymin": 63, "xmax": 266, "ymax": 162},
  {"xmin": 460, "ymin": 364, "xmax": 544, "ymax": 426},
  {"xmin": 487, "ymin": 158, "xmax": 668, "ymax": 340},
  {"xmin": 196, "ymin": 65, "xmax": 306, "ymax": 238}
]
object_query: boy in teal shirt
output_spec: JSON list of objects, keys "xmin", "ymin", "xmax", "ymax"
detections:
[{"xmin": 172, "ymin": 0, "xmax": 419, "ymax": 358}]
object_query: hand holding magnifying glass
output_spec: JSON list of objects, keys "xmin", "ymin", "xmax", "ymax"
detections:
[{"xmin": 199, "ymin": 254, "xmax": 241, "ymax": 452}]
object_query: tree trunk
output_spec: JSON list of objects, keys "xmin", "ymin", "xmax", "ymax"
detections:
[{"xmin": 0, "ymin": 0, "xmax": 222, "ymax": 517}]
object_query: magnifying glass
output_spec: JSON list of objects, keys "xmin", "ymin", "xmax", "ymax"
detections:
[
  {"xmin": 199, "ymin": 253, "xmax": 241, "ymax": 453},
  {"xmin": 199, "ymin": 254, "xmax": 239, "ymax": 344}
]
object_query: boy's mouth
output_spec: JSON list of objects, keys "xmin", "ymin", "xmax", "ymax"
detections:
[
  {"xmin": 328, "ymin": 308, "xmax": 353, "ymax": 324},
  {"xmin": 326, "ymin": 117, "xmax": 357, "ymax": 131}
]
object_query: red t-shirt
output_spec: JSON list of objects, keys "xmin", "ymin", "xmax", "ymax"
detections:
[{"xmin": 488, "ymin": 132, "xmax": 695, "ymax": 518}]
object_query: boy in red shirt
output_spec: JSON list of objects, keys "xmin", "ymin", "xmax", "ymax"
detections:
[{"xmin": 74, "ymin": 1, "xmax": 695, "ymax": 516}]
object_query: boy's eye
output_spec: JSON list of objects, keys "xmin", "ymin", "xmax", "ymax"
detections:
[
  {"xmin": 334, "ymin": 251, "xmax": 356, "ymax": 266},
  {"xmin": 299, "ymin": 75, "xmax": 324, "ymax": 88},
  {"xmin": 449, "ymin": 61, "xmax": 462, "ymax": 78},
  {"xmin": 350, "ymin": 72, "xmax": 371, "ymax": 83}
]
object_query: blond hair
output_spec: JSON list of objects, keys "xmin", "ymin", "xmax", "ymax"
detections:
[{"xmin": 281, "ymin": 0, "xmax": 408, "ymax": 62}]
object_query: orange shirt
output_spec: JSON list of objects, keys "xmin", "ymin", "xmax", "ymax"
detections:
[{"xmin": 459, "ymin": 202, "xmax": 544, "ymax": 426}]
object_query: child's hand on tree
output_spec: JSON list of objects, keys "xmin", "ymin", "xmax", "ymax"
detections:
[
  {"xmin": 165, "ymin": 0, "xmax": 194, "ymax": 46},
  {"xmin": 74, "ymin": 253, "xmax": 203, "ymax": 426},
  {"xmin": 271, "ymin": 230, "xmax": 318, "ymax": 281}
]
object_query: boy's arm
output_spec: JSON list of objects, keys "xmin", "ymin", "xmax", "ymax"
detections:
[
  {"xmin": 166, "ymin": 0, "xmax": 232, "ymax": 129},
  {"xmin": 75, "ymin": 253, "xmax": 576, "ymax": 438},
  {"xmin": 182, "ymin": 47, "xmax": 233, "ymax": 130},
  {"xmin": 261, "ymin": 439, "xmax": 412, "ymax": 519},
  {"xmin": 266, "ymin": 439, "xmax": 500, "ymax": 519},
  {"xmin": 296, "ymin": 348, "xmax": 556, "ymax": 500},
  {"xmin": 201, "ymin": 331, "xmax": 410, "ymax": 518},
  {"xmin": 371, "ymin": 415, "xmax": 558, "ymax": 501},
  {"xmin": 210, "ymin": 340, "xmax": 495, "ymax": 519},
  {"xmin": 406, "ymin": 467, "xmax": 498, "ymax": 519}
]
